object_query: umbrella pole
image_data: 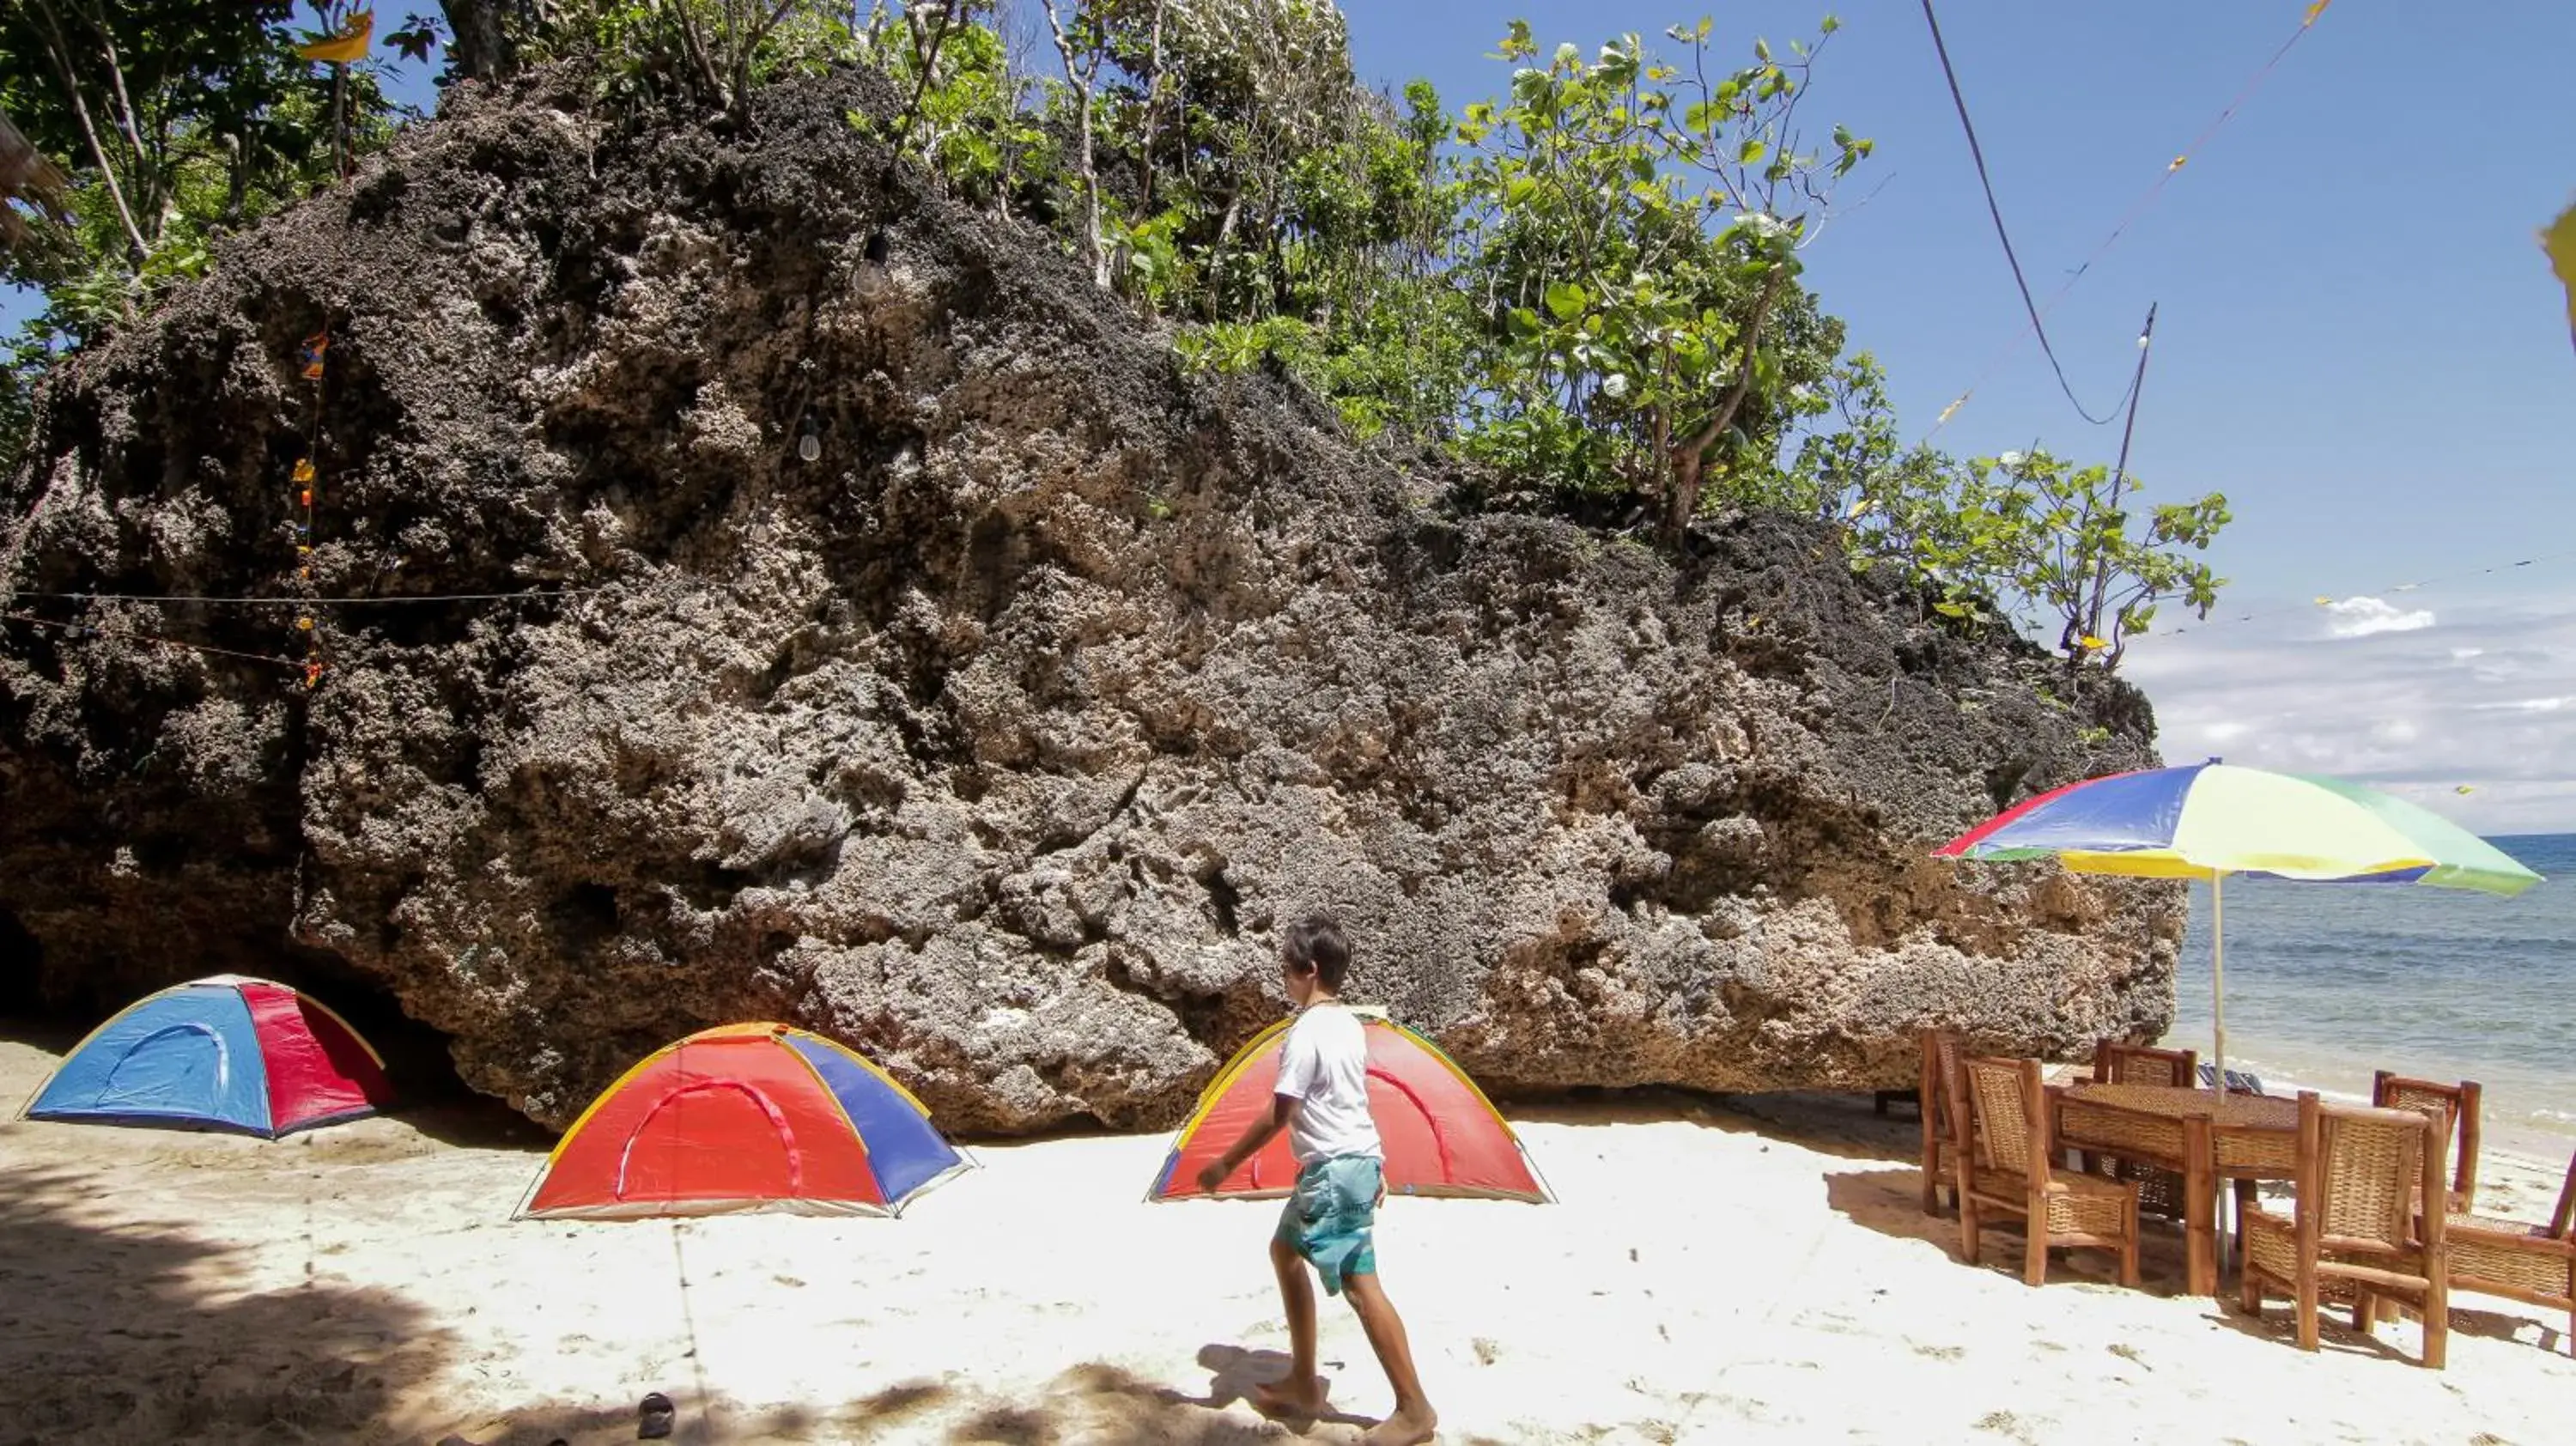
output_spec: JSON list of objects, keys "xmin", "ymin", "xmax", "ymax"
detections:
[
  {"xmin": 2209, "ymin": 870, "xmax": 2232, "ymax": 1270},
  {"xmin": 2209, "ymin": 872, "xmax": 2227, "ymax": 1097}
]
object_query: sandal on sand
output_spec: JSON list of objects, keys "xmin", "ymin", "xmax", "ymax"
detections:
[{"xmin": 638, "ymin": 1392, "xmax": 676, "ymax": 1440}]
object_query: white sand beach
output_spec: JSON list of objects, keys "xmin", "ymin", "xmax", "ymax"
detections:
[{"xmin": 3, "ymin": 1033, "xmax": 2572, "ymax": 1445}]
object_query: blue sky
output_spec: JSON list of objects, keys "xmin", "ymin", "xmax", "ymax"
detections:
[{"xmin": 13, "ymin": 3, "xmax": 2576, "ymax": 828}]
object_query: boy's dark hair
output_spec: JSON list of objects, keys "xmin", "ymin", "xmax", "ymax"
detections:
[{"xmin": 1282, "ymin": 914, "xmax": 1352, "ymax": 991}]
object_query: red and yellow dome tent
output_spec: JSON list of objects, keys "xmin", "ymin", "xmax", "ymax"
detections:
[
  {"xmin": 1147, "ymin": 1008, "xmax": 1552, "ymax": 1203},
  {"xmin": 515, "ymin": 1023, "xmax": 973, "ymax": 1220}
]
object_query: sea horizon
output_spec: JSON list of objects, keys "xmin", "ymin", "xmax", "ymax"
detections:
[{"xmin": 2158, "ymin": 829, "xmax": 2573, "ymax": 1163}]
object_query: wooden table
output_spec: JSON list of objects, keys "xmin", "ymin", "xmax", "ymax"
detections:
[{"xmin": 2050, "ymin": 1082, "xmax": 2301, "ymax": 1297}]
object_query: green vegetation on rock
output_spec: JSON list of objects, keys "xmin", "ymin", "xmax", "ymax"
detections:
[{"xmin": 0, "ymin": 0, "xmax": 2228, "ymax": 677}]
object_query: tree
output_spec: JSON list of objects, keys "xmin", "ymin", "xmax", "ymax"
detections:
[
  {"xmin": 848, "ymin": 3, "xmax": 1047, "ymax": 211},
  {"xmin": 2, "ymin": 1, "xmax": 303, "ymax": 270},
  {"xmin": 0, "ymin": 1, "xmax": 398, "ymax": 342},
  {"xmin": 526, "ymin": 1, "xmax": 858, "ymax": 118},
  {"xmin": 1449, "ymin": 17, "xmax": 1869, "ymax": 542},
  {"xmin": 1034, "ymin": 0, "xmax": 1110, "ymax": 285},
  {"xmin": 1991, "ymin": 448, "xmax": 2227, "ymax": 674},
  {"xmin": 435, "ymin": 0, "xmax": 541, "ymax": 82}
]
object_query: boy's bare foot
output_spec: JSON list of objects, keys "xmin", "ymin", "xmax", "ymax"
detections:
[
  {"xmin": 1361, "ymin": 1405, "xmax": 1438, "ymax": 1445},
  {"xmin": 1250, "ymin": 1374, "xmax": 1328, "ymax": 1419}
]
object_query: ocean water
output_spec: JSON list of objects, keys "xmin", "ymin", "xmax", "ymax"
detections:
[{"xmin": 2158, "ymin": 832, "xmax": 2576, "ymax": 1164}]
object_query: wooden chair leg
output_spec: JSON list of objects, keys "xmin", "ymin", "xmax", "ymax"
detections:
[
  {"xmin": 2238, "ymin": 1264, "xmax": 2260, "ymax": 1317},
  {"xmin": 1959, "ymin": 1197, "xmax": 1981, "ymax": 1266},
  {"xmin": 2422, "ymin": 1279, "xmax": 2447, "ymax": 1370},
  {"xmin": 2024, "ymin": 1214, "xmax": 2049, "ymax": 1287},
  {"xmin": 2119, "ymin": 1198, "xmax": 2142, "ymax": 1289},
  {"xmin": 2351, "ymin": 1290, "xmax": 2376, "ymax": 1335},
  {"xmin": 2294, "ymin": 1269, "xmax": 2322, "ymax": 1352}
]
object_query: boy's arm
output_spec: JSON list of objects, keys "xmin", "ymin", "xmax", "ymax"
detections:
[{"xmin": 1196, "ymin": 1093, "xmax": 1300, "ymax": 1191}]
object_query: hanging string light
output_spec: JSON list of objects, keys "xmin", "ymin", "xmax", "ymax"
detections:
[{"xmin": 295, "ymin": 323, "xmax": 331, "ymax": 690}]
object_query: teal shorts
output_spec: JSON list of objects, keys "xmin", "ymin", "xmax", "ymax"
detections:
[{"xmin": 1274, "ymin": 1155, "xmax": 1382, "ymax": 1296}]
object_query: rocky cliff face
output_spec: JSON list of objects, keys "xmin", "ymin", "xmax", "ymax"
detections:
[{"xmin": 0, "ymin": 68, "xmax": 2181, "ymax": 1133}]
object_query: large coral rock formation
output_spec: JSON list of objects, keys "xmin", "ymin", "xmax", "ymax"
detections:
[{"xmin": 0, "ymin": 69, "xmax": 2179, "ymax": 1132}]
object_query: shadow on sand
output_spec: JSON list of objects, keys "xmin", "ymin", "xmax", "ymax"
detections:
[
  {"xmin": 0, "ymin": 1161, "xmax": 453, "ymax": 1442},
  {"xmin": 1500, "ymin": 1084, "xmax": 1923, "ymax": 1165},
  {"xmin": 796, "ymin": 1348, "xmax": 1394, "ymax": 1445},
  {"xmin": 1820, "ymin": 1164, "xmax": 2197, "ymax": 1295}
]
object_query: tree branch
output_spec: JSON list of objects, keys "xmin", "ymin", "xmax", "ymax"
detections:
[
  {"xmin": 1662, "ymin": 266, "xmax": 1785, "ymax": 538},
  {"xmin": 26, "ymin": 0, "xmax": 149, "ymax": 267}
]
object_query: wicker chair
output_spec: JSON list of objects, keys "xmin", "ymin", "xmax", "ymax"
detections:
[
  {"xmin": 1953, "ymin": 1055, "xmax": 2142, "ymax": 1287},
  {"xmin": 1919, "ymin": 1029, "xmax": 1964, "ymax": 1216},
  {"xmin": 2437, "ymin": 1151, "xmax": 2576, "ymax": 1353},
  {"xmin": 2237, "ymin": 1091, "xmax": 2449, "ymax": 1368},
  {"xmin": 2372, "ymin": 1072, "xmax": 2482, "ymax": 1212},
  {"xmin": 2095, "ymin": 1041, "xmax": 2196, "ymax": 1087},
  {"xmin": 2081, "ymin": 1041, "xmax": 2199, "ymax": 1220}
]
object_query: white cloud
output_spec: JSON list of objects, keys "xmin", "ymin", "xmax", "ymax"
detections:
[
  {"xmin": 2123, "ymin": 596, "xmax": 2576, "ymax": 834},
  {"xmin": 2323, "ymin": 595, "xmax": 2436, "ymax": 638}
]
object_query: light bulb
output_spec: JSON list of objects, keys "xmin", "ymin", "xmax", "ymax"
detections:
[{"xmin": 798, "ymin": 433, "xmax": 822, "ymax": 463}]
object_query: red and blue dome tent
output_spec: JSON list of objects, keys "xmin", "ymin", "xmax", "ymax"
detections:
[
  {"xmin": 516, "ymin": 1023, "xmax": 973, "ymax": 1220},
  {"xmin": 20, "ymin": 975, "xmax": 394, "ymax": 1138},
  {"xmin": 1149, "ymin": 1008, "xmax": 1552, "ymax": 1203}
]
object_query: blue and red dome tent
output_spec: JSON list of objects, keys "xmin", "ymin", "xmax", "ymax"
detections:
[
  {"xmin": 515, "ymin": 1023, "xmax": 973, "ymax": 1220},
  {"xmin": 21, "ymin": 975, "xmax": 394, "ymax": 1138}
]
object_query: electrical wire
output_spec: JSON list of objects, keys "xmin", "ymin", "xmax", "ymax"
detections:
[
  {"xmin": 1918, "ymin": 0, "xmax": 2336, "ymax": 446},
  {"xmin": 1, "ymin": 607, "xmax": 306, "ymax": 669},
  {"xmin": 3, "ymin": 585, "xmax": 626, "ymax": 606},
  {"xmin": 1917, "ymin": 0, "xmax": 2134, "ymax": 428}
]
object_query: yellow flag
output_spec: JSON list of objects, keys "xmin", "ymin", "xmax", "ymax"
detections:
[
  {"xmin": 299, "ymin": 9, "xmax": 374, "ymax": 64},
  {"xmin": 2543, "ymin": 199, "xmax": 2576, "ymax": 354}
]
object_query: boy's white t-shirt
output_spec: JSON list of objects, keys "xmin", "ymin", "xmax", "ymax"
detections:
[{"xmin": 1273, "ymin": 1003, "xmax": 1382, "ymax": 1165}]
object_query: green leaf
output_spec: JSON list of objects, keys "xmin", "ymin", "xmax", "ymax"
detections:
[
  {"xmin": 1738, "ymin": 137, "xmax": 1766, "ymax": 166},
  {"xmin": 1544, "ymin": 280, "xmax": 1589, "ymax": 319}
]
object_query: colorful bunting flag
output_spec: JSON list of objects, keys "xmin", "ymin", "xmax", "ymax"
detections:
[
  {"xmin": 298, "ymin": 10, "xmax": 374, "ymax": 64},
  {"xmin": 2543, "ymin": 199, "xmax": 2576, "ymax": 355}
]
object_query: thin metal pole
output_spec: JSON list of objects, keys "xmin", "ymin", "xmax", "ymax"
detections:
[{"xmin": 2210, "ymin": 872, "xmax": 2227, "ymax": 1096}]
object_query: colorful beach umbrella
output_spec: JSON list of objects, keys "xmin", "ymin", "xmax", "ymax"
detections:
[
  {"xmin": 515, "ymin": 1024, "xmax": 972, "ymax": 1220},
  {"xmin": 1148, "ymin": 1007, "xmax": 1552, "ymax": 1203},
  {"xmin": 1936, "ymin": 761, "xmax": 2543, "ymax": 1092}
]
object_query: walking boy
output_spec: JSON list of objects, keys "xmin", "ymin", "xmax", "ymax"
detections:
[{"xmin": 1195, "ymin": 914, "xmax": 1439, "ymax": 1445}]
